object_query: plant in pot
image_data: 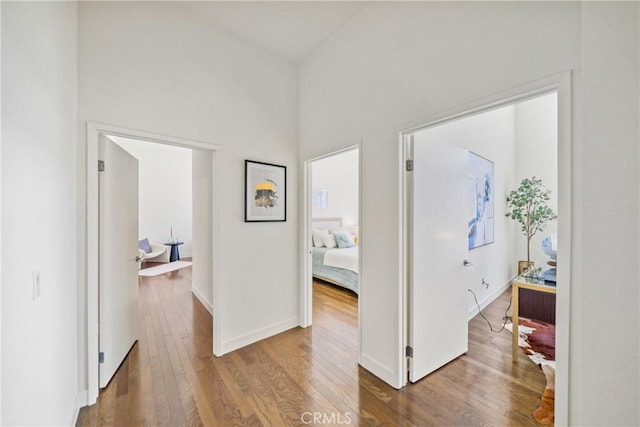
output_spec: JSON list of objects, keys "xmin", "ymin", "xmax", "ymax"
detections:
[{"xmin": 505, "ymin": 177, "xmax": 557, "ymax": 274}]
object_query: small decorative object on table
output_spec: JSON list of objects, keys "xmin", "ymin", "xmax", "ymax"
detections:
[{"xmin": 540, "ymin": 233, "xmax": 557, "ymax": 284}]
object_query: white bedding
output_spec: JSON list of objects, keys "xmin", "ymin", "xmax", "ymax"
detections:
[{"xmin": 323, "ymin": 247, "xmax": 358, "ymax": 274}]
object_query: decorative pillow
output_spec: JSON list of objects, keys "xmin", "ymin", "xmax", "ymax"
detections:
[
  {"xmin": 322, "ymin": 234, "xmax": 338, "ymax": 249},
  {"xmin": 334, "ymin": 232, "xmax": 356, "ymax": 249},
  {"xmin": 312, "ymin": 229, "xmax": 329, "ymax": 247},
  {"xmin": 138, "ymin": 238, "xmax": 152, "ymax": 254}
]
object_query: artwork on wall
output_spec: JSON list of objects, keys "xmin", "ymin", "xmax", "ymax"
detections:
[
  {"xmin": 245, "ymin": 160, "xmax": 287, "ymax": 222},
  {"xmin": 312, "ymin": 190, "xmax": 328, "ymax": 209},
  {"xmin": 468, "ymin": 151, "xmax": 494, "ymax": 249}
]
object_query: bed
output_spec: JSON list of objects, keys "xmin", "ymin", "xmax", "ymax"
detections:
[{"xmin": 311, "ymin": 218, "xmax": 359, "ymax": 294}]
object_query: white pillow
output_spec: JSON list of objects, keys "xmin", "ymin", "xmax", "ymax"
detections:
[
  {"xmin": 312, "ymin": 229, "xmax": 329, "ymax": 247},
  {"xmin": 322, "ymin": 234, "xmax": 338, "ymax": 249}
]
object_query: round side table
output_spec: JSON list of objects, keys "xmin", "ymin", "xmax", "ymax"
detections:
[{"xmin": 164, "ymin": 241, "xmax": 184, "ymax": 262}]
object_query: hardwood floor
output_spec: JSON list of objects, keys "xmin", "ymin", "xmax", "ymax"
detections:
[{"xmin": 77, "ymin": 272, "xmax": 546, "ymax": 426}]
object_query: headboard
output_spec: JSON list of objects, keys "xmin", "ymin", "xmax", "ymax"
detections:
[{"xmin": 312, "ymin": 217, "xmax": 342, "ymax": 230}]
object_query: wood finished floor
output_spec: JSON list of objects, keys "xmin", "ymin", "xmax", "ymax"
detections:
[{"xmin": 77, "ymin": 270, "xmax": 546, "ymax": 426}]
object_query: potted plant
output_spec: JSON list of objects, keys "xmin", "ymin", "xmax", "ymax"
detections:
[{"xmin": 505, "ymin": 177, "xmax": 557, "ymax": 273}]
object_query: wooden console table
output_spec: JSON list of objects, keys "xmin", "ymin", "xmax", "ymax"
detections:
[{"xmin": 512, "ymin": 268, "xmax": 557, "ymax": 361}]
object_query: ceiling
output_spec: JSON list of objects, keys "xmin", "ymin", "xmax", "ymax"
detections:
[{"xmin": 183, "ymin": 2, "xmax": 367, "ymax": 63}]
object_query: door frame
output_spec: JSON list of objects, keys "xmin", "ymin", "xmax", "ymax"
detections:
[
  {"xmin": 300, "ymin": 143, "xmax": 362, "ymax": 357},
  {"xmin": 86, "ymin": 122, "xmax": 221, "ymax": 405},
  {"xmin": 399, "ymin": 71, "xmax": 572, "ymax": 425}
]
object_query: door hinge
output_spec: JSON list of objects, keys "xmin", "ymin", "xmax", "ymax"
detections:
[
  {"xmin": 98, "ymin": 160, "xmax": 105, "ymax": 172},
  {"xmin": 406, "ymin": 346, "xmax": 413, "ymax": 358},
  {"xmin": 99, "ymin": 352, "xmax": 105, "ymax": 363},
  {"xmin": 405, "ymin": 159, "xmax": 414, "ymax": 172}
]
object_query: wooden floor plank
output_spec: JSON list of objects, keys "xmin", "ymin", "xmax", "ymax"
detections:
[{"xmin": 77, "ymin": 272, "xmax": 546, "ymax": 426}]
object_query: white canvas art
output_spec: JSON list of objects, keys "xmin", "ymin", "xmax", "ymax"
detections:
[
  {"xmin": 312, "ymin": 190, "xmax": 328, "ymax": 209},
  {"xmin": 468, "ymin": 151, "xmax": 494, "ymax": 249}
]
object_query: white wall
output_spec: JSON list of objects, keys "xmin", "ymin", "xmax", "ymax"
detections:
[
  {"xmin": 192, "ymin": 150, "xmax": 214, "ymax": 313},
  {"xmin": 77, "ymin": 1, "xmax": 299, "ymax": 394},
  {"xmin": 1, "ymin": 2, "xmax": 79, "ymax": 425},
  {"xmin": 578, "ymin": 3, "xmax": 639, "ymax": 425},
  {"xmin": 112, "ymin": 136, "xmax": 193, "ymax": 258},
  {"xmin": 0, "ymin": 2, "xmax": 3, "ymax": 421},
  {"xmin": 311, "ymin": 148, "xmax": 359, "ymax": 227},
  {"xmin": 300, "ymin": 0, "xmax": 582, "ymax": 390},
  {"xmin": 514, "ymin": 93, "xmax": 558, "ymax": 265},
  {"xmin": 299, "ymin": 2, "xmax": 639, "ymax": 424},
  {"xmin": 413, "ymin": 106, "xmax": 516, "ymax": 313}
]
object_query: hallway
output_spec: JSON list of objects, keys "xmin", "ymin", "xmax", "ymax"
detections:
[{"xmin": 77, "ymin": 271, "xmax": 545, "ymax": 426}]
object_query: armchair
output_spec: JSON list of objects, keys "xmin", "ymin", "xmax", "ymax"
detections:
[{"xmin": 138, "ymin": 239, "xmax": 169, "ymax": 264}]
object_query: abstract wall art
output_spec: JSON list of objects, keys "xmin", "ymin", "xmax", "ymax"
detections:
[
  {"xmin": 467, "ymin": 151, "xmax": 494, "ymax": 249},
  {"xmin": 245, "ymin": 160, "xmax": 287, "ymax": 222}
]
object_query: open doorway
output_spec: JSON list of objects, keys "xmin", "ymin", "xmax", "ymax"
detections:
[
  {"xmin": 111, "ymin": 136, "xmax": 194, "ymax": 269},
  {"xmin": 302, "ymin": 145, "xmax": 361, "ymax": 350},
  {"xmin": 86, "ymin": 122, "xmax": 220, "ymax": 404},
  {"xmin": 401, "ymin": 73, "xmax": 571, "ymax": 424},
  {"xmin": 97, "ymin": 134, "xmax": 214, "ymax": 387}
]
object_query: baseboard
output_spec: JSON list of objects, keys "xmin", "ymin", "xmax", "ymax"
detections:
[
  {"xmin": 69, "ymin": 389, "xmax": 88, "ymax": 426},
  {"xmin": 221, "ymin": 317, "xmax": 298, "ymax": 354},
  {"xmin": 359, "ymin": 353, "xmax": 402, "ymax": 389},
  {"xmin": 191, "ymin": 286, "xmax": 213, "ymax": 316},
  {"xmin": 467, "ymin": 280, "xmax": 511, "ymax": 319}
]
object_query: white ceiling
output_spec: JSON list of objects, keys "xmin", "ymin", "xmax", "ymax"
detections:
[{"xmin": 184, "ymin": 2, "xmax": 367, "ymax": 63}]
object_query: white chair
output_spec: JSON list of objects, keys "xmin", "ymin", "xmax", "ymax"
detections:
[{"xmin": 139, "ymin": 242, "xmax": 169, "ymax": 264}]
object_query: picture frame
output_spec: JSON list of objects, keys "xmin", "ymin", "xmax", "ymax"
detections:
[
  {"xmin": 467, "ymin": 151, "xmax": 494, "ymax": 249},
  {"xmin": 312, "ymin": 189, "xmax": 328, "ymax": 209},
  {"xmin": 245, "ymin": 160, "xmax": 287, "ymax": 222}
]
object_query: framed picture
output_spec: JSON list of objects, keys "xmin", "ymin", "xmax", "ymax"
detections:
[
  {"xmin": 245, "ymin": 160, "xmax": 287, "ymax": 222},
  {"xmin": 467, "ymin": 151, "xmax": 494, "ymax": 249},
  {"xmin": 312, "ymin": 190, "xmax": 328, "ymax": 209}
]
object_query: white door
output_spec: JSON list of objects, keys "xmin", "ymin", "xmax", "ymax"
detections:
[
  {"xmin": 408, "ymin": 136, "xmax": 470, "ymax": 383},
  {"xmin": 99, "ymin": 136, "xmax": 139, "ymax": 388}
]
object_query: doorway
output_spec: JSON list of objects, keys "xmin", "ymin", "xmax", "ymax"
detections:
[
  {"xmin": 112, "ymin": 135, "xmax": 194, "ymax": 268},
  {"xmin": 86, "ymin": 122, "xmax": 220, "ymax": 404},
  {"xmin": 301, "ymin": 144, "xmax": 361, "ymax": 354},
  {"xmin": 401, "ymin": 73, "xmax": 572, "ymax": 424}
]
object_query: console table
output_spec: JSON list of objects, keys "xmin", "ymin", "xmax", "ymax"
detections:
[{"xmin": 512, "ymin": 266, "xmax": 557, "ymax": 361}]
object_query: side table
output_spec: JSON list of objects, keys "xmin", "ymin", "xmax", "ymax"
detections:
[{"xmin": 164, "ymin": 241, "xmax": 184, "ymax": 262}]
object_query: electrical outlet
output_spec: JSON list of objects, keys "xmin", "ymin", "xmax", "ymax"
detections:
[{"xmin": 482, "ymin": 278, "xmax": 489, "ymax": 289}]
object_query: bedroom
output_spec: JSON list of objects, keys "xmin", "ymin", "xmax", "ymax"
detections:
[{"xmin": 307, "ymin": 147, "xmax": 360, "ymax": 336}]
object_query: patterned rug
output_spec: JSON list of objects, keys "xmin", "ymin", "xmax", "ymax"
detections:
[{"xmin": 507, "ymin": 318, "xmax": 555, "ymax": 426}]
